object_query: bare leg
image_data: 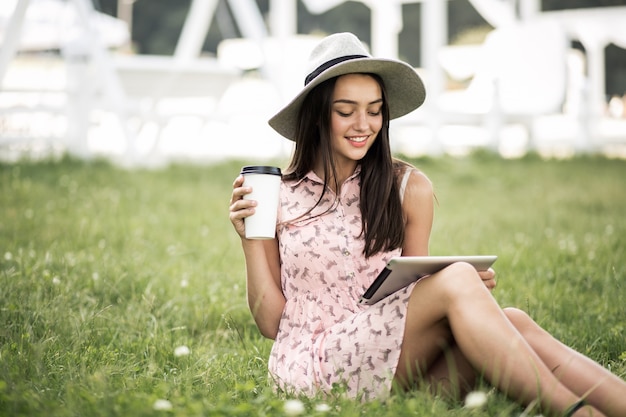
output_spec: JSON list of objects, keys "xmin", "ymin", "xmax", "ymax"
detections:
[
  {"xmin": 393, "ymin": 262, "xmax": 605, "ymax": 416},
  {"xmin": 505, "ymin": 307, "xmax": 626, "ymax": 417},
  {"xmin": 422, "ymin": 308, "xmax": 626, "ymax": 417},
  {"xmin": 422, "ymin": 342, "xmax": 478, "ymax": 399}
]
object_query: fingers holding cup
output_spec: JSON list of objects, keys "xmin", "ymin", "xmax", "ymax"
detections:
[{"xmin": 229, "ymin": 175, "xmax": 257, "ymax": 238}]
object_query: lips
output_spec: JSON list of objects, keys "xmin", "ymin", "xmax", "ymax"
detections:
[{"xmin": 346, "ymin": 135, "xmax": 369, "ymax": 147}]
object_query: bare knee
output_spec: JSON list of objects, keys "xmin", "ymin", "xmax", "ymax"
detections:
[
  {"xmin": 435, "ymin": 262, "xmax": 486, "ymax": 299},
  {"xmin": 439, "ymin": 262, "xmax": 482, "ymax": 286},
  {"xmin": 446, "ymin": 261, "xmax": 481, "ymax": 276},
  {"xmin": 503, "ymin": 307, "xmax": 541, "ymax": 336}
]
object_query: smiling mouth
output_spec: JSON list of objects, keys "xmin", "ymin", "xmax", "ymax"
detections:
[{"xmin": 347, "ymin": 136, "xmax": 368, "ymax": 143}]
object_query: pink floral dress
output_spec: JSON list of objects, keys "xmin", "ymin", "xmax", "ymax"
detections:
[{"xmin": 268, "ymin": 168, "xmax": 416, "ymax": 401}]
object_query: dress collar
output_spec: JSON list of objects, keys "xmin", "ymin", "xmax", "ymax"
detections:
[{"xmin": 290, "ymin": 166, "xmax": 362, "ymax": 187}]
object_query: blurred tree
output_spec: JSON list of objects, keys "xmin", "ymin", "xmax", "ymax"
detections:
[
  {"xmin": 543, "ymin": 0, "xmax": 626, "ymax": 10},
  {"xmin": 607, "ymin": 44, "xmax": 626, "ymax": 96},
  {"xmin": 398, "ymin": 0, "xmax": 490, "ymax": 66},
  {"xmin": 298, "ymin": 1, "xmax": 370, "ymax": 45},
  {"xmin": 99, "ymin": 0, "xmax": 189, "ymax": 54},
  {"xmin": 96, "ymin": 0, "xmax": 625, "ymax": 95},
  {"xmin": 97, "ymin": 0, "xmax": 625, "ymax": 57}
]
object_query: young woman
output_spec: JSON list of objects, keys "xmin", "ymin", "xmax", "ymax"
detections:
[{"xmin": 228, "ymin": 32, "xmax": 626, "ymax": 416}]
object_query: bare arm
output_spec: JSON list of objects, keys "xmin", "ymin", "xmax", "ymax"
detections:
[
  {"xmin": 229, "ymin": 175, "xmax": 285, "ymax": 339},
  {"xmin": 400, "ymin": 169, "xmax": 496, "ymax": 290},
  {"xmin": 401, "ymin": 169, "xmax": 434, "ymax": 257}
]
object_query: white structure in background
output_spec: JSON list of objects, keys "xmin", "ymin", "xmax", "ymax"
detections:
[
  {"xmin": 227, "ymin": 0, "xmax": 626, "ymax": 158},
  {"xmin": 429, "ymin": 0, "xmax": 626, "ymax": 157},
  {"xmin": 0, "ymin": 0, "xmax": 128, "ymax": 53},
  {"xmin": 0, "ymin": 0, "xmax": 132, "ymax": 160},
  {"xmin": 0, "ymin": 0, "xmax": 253, "ymax": 165},
  {"xmin": 433, "ymin": 17, "xmax": 571, "ymax": 155},
  {"xmin": 1, "ymin": 0, "xmax": 625, "ymax": 164},
  {"xmin": 539, "ymin": 6, "xmax": 626, "ymax": 155}
]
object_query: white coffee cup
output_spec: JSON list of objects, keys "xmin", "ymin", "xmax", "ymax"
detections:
[{"xmin": 241, "ymin": 165, "xmax": 282, "ymax": 239}]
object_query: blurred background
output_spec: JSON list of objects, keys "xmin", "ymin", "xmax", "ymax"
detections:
[{"xmin": 1, "ymin": 0, "xmax": 625, "ymax": 166}]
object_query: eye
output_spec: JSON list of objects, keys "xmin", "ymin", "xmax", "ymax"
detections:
[
  {"xmin": 336, "ymin": 110, "xmax": 352, "ymax": 117},
  {"xmin": 366, "ymin": 104, "xmax": 383, "ymax": 116}
]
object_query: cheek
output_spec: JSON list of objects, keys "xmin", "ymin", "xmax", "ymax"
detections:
[
  {"xmin": 330, "ymin": 115, "xmax": 348, "ymax": 137},
  {"xmin": 372, "ymin": 117, "xmax": 383, "ymax": 135}
]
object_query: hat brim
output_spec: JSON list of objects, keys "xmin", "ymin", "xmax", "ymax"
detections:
[{"xmin": 268, "ymin": 57, "xmax": 426, "ymax": 141}]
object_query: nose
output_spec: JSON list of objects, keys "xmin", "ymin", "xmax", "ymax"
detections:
[{"xmin": 353, "ymin": 111, "xmax": 368, "ymax": 131}]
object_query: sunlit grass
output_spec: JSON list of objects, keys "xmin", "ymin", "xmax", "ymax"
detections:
[{"xmin": 1, "ymin": 153, "xmax": 625, "ymax": 416}]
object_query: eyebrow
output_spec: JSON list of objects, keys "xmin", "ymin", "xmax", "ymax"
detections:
[{"xmin": 333, "ymin": 98, "xmax": 383, "ymax": 106}]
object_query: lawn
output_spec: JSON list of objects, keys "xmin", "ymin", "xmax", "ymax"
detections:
[{"xmin": 1, "ymin": 153, "xmax": 625, "ymax": 416}]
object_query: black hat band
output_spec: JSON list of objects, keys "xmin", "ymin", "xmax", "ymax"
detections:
[{"xmin": 304, "ymin": 54, "xmax": 368, "ymax": 86}]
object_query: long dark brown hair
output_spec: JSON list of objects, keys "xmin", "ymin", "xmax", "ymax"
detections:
[{"xmin": 283, "ymin": 73, "xmax": 408, "ymax": 258}]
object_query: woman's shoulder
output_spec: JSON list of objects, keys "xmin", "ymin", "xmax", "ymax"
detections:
[
  {"xmin": 407, "ymin": 168, "xmax": 432, "ymax": 186},
  {"xmin": 397, "ymin": 163, "xmax": 433, "ymax": 203},
  {"xmin": 394, "ymin": 160, "xmax": 432, "ymax": 188}
]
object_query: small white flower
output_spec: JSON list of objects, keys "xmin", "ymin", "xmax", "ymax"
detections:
[
  {"xmin": 4, "ymin": 252, "xmax": 12, "ymax": 261},
  {"xmin": 180, "ymin": 279, "xmax": 188, "ymax": 288},
  {"xmin": 283, "ymin": 399, "xmax": 305, "ymax": 416},
  {"xmin": 153, "ymin": 399, "xmax": 173, "ymax": 411},
  {"xmin": 314, "ymin": 403, "xmax": 331, "ymax": 412},
  {"xmin": 52, "ymin": 277, "xmax": 61, "ymax": 285},
  {"xmin": 174, "ymin": 345, "xmax": 190, "ymax": 357},
  {"xmin": 464, "ymin": 390, "xmax": 488, "ymax": 409}
]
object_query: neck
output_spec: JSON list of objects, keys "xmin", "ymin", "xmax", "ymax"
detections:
[{"xmin": 313, "ymin": 161, "xmax": 358, "ymax": 193}]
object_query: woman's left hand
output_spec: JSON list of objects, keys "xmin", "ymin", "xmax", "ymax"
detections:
[{"xmin": 479, "ymin": 268, "xmax": 497, "ymax": 291}]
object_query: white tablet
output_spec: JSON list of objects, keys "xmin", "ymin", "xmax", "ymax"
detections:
[{"xmin": 359, "ymin": 255, "xmax": 498, "ymax": 305}]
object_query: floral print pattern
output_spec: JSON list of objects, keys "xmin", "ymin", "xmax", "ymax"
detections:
[{"xmin": 268, "ymin": 168, "xmax": 415, "ymax": 401}]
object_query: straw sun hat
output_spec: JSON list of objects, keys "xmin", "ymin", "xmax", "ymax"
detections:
[{"xmin": 268, "ymin": 32, "xmax": 426, "ymax": 141}]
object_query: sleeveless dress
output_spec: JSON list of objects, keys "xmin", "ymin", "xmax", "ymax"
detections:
[{"xmin": 268, "ymin": 167, "xmax": 417, "ymax": 401}]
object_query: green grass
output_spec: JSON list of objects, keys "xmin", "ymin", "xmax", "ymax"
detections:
[{"xmin": 1, "ymin": 153, "xmax": 625, "ymax": 416}]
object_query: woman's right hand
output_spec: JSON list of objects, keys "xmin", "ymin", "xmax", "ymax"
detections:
[
  {"xmin": 229, "ymin": 175, "xmax": 285, "ymax": 339},
  {"xmin": 228, "ymin": 175, "xmax": 256, "ymax": 238}
]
